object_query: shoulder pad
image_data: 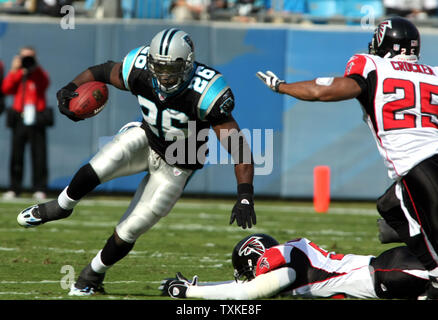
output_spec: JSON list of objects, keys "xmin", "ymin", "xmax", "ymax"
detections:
[
  {"xmin": 255, "ymin": 247, "xmax": 286, "ymax": 277},
  {"xmin": 122, "ymin": 46, "xmax": 148, "ymax": 90},
  {"xmin": 344, "ymin": 54, "xmax": 377, "ymax": 79},
  {"xmin": 196, "ymin": 74, "xmax": 230, "ymax": 121}
]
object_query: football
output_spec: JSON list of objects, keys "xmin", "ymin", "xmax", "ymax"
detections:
[{"xmin": 69, "ymin": 81, "xmax": 109, "ymax": 119}]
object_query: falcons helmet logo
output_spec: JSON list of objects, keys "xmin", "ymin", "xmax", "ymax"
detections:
[
  {"xmin": 238, "ymin": 236, "xmax": 266, "ymax": 256},
  {"xmin": 376, "ymin": 20, "xmax": 392, "ymax": 47}
]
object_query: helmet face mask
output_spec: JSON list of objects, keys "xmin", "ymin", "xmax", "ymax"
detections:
[
  {"xmin": 147, "ymin": 57, "xmax": 185, "ymax": 92},
  {"xmin": 147, "ymin": 28, "xmax": 195, "ymax": 94},
  {"xmin": 232, "ymin": 234, "xmax": 279, "ymax": 282},
  {"xmin": 368, "ymin": 17, "xmax": 420, "ymax": 60}
]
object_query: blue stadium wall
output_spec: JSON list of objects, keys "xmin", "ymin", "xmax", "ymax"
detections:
[{"xmin": 1, "ymin": 18, "xmax": 436, "ymax": 199}]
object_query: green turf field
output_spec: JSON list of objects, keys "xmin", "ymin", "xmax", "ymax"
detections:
[{"xmin": 0, "ymin": 195, "xmax": 398, "ymax": 300}]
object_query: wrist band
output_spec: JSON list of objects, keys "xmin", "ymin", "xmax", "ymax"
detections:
[
  {"xmin": 64, "ymin": 82, "xmax": 78, "ymax": 91},
  {"xmin": 237, "ymin": 183, "xmax": 253, "ymax": 195}
]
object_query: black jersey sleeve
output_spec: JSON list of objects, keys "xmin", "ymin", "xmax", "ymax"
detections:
[
  {"xmin": 205, "ymin": 87, "xmax": 235, "ymax": 126},
  {"xmin": 120, "ymin": 45, "xmax": 149, "ymax": 95},
  {"xmin": 346, "ymin": 74, "xmax": 368, "ymax": 93}
]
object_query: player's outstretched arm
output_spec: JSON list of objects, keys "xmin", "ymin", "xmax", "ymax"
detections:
[
  {"xmin": 165, "ymin": 268, "xmax": 296, "ymax": 300},
  {"xmin": 212, "ymin": 118, "xmax": 256, "ymax": 229},
  {"xmin": 57, "ymin": 62, "xmax": 125, "ymax": 121},
  {"xmin": 257, "ymin": 70, "xmax": 362, "ymax": 101}
]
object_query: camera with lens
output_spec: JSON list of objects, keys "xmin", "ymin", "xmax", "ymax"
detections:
[{"xmin": 21, "ymin": 56, "xmax": 36, "ymax": 70}]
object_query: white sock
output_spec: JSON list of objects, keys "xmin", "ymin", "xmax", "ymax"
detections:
[
  {"xmin": 91, "ymin": 250, "xmax": 111, "ymax": 274},
  {"xmin": 57, "ymin": 187, "xmax": 79, "ymax": 210}
]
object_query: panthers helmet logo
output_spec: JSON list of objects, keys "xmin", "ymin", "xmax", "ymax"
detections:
[
  {"xmin": 238, "ymin": 236, "xmax": 265, "ymax": 256},
  {"xmin": 183, "ymin": 34, "xmax": 194, "ymax": 51}
]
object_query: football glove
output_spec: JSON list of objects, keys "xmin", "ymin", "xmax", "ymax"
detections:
[
  {"xmin": 167, "ymin": 272, "xmax": 198, "ymax": 299},
  {"xmin": 158, "ymin": 276, "xmax": 178, "ymax": 296},
  {"xmin": 256, "ymin": 70, "xmax": 285, "ymax": 92},
  {"xmin": 230, "ymin": 183, "xmax": 256, "ymax": 229},
  {"xmin": 56, "ymin": 82, "xmax": 82, "ymax": 122}
]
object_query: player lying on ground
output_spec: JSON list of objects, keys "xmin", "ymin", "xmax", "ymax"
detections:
[
  {"xmin": 160, "ymin": 233, "xmax": 430, "ymax": 300},
  {"xmin": 256, "ymin": 16, "xmax": 438, "ymax": 300},
  {"xmin": 16, "ymin": 28, "xmax": 256, "ymax": 296}
]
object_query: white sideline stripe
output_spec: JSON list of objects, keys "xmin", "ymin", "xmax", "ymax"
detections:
[
  {"xmin": 78, "ymin": 200, "xmax": 379, "ymax": 216},
  {"xmin": 0, "ymin": 247, "xmax": 16, "ymax": 251},
  {"xmin": 0, "ymin": 280, "xmax": 145, "ymax": 284},
  {"xmin": 2, "ymin": 198, "xmax": 379, "ymax": 216}
]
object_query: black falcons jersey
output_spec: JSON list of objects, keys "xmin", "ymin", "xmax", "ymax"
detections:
[{"xmin": 121, "ymin": 45, "xmax": 234, "ymax": 170}]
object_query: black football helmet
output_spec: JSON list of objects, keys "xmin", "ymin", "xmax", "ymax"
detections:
[
  {"xmin": 368, "ymin": 17, "xmax": 420, "ymax": 59},
  {"xmin": 232, "ymin": 233, "xmax": 279, "ymax": 281}
]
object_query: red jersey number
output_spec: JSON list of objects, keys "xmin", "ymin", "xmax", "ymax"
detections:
[
  {"xmin": 308, "ymin": 242, "xmax": 345, "ymax": 260},
  {"xmin": 382, "ymin": 78, "xmax": 438, "ymax": 130},
  {"xmin": 420, "ymin": 82, "xmax": 438, "ymax": 129}
]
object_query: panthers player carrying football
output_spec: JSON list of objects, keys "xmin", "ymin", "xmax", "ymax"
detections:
[
  {"xmin": 17, "ymin": 28, "xmax": 256, "ymax": 296},
  {"xmin": 161, "ymin": 233, "xmax": 430, "ymax": 299},
  {"xmin": 257, "ymin": 17, "xmax": 438, "ymax": 299}
]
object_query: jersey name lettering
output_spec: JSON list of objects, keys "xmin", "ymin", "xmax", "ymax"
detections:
[{"xmin": 390, "ymin": 61, "xmax": 435, "ymax": 75}]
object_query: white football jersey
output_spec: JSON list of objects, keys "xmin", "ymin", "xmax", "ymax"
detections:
[
  {"xmin": 344, "ymin": 54, "xmax": 438, "ymax": 179},
  {"xmin": 256, "ymin": 238, "xmax": 377, "ymax": 299}
]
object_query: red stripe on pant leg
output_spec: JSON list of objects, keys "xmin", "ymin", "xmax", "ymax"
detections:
[{"xmin": 402, "ymin": 180, "xmax": 438, "ymax": 266}]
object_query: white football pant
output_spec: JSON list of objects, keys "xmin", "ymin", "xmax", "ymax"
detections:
[{"xmin": 89, "ymin": 122, "xmax": 193, "ymax": 243}]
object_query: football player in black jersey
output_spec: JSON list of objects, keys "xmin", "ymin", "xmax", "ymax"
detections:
[{"xmin": 17, "ymin": 28, "xmax": 256, "ymax": 296}]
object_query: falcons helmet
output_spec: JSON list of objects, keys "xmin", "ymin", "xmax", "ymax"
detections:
[
  {"xmin": 368, "ymin": 17, "xmax": 420, "ymax": 59},
  {"xmin": 232, "ymin": 233, "xmax": 279, "ymax": 281},
  {"xmin": 147, "ymin": 28, "xmax": 195, "ymax": 94}
]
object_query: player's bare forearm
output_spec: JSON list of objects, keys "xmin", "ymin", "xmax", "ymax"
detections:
[
  {"xmin": 234, "ymin": 162, "xmax": 254, "ymax": 185},
  {"xmin": 212, "ymin": 117, "xmax": 254, "ymax": 185},
  {"xmin": 71, "ymin": 69, "xmax": 94, "ymax": 87},
  {"xmin": 277, "ymin": 77, "xmax": 361, "ymax": 101}
]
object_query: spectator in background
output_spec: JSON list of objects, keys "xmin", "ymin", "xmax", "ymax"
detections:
[
  {"xmin": 265, "ymin": 0, "xmax": 307, "ymax": 14},
  {"xmin": 207, "ymin": 0, "xmax": 233, "ymax": 20},
  {"xmin": 36, "ymin": 0, "xmax": 73, "ymax": 16},
  {"xmin": 228, "ymin": 0, "xmax": 265, "ymax": 22},
  {"xmin": 0, "ymin": 59, "xmax": 5, "ymax": 116},
  {"xmin": 384, "ymin": 0, "xmax": 438, "ymax": 18},
  {"xmin": 170, "ymin": 0, "xmax": 210, "ymax": 21},
  {"xmin": 264, "ymin": 0, "xmax": 307, "ymax": 23},
  {"xmin": 2, "ymin": 46, "xmax": 51, "ymax": 200}
]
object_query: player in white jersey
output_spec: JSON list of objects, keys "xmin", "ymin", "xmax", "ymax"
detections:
[
  {"xmin": 161, "ymin": 233, "xmax": 429, "ymax": 299},
  {"xmin": 256, "ymin": 17, "xmax": 438, "ymax": 299}
]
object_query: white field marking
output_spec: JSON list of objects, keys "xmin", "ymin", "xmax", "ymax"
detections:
[
  {"xmin": 0, "ymin": 280, "xmax": 142, "ymax": 285},
  {"xmin": 44, "ymin": 247, "xmax": 89, "ymax": 254},
  {"xmin": 49, "ymin": 220, "xmax": 116, "ymax": 228},
  {"xmin": 306, "ymin": 229, "xmax": 368, "ymax": 236},
  {"xmin": 2, "ymin": 221, "xmax": 368, "ymax": 240},
  {"xmin": 0, "ymin": 292, "xmax": 33, "ymax": 295},
  {"xmin": 12, "ymin": 219, "xmax": 271, "ymax": 233},
  {"xmin": 2, "ymin": 198, "xmax": 379, "ymax": 216},
  {"xmin": 0, "ymin": 247, "xmax": 17, "ymax": 251}
]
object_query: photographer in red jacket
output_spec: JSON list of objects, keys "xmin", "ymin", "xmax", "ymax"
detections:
[{"xmin": 2, "ymin": 46, "xmax": 51, "ymax": 200}]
